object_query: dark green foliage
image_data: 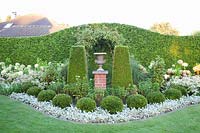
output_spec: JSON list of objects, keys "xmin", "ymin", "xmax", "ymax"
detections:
[
  {"xmin": 87, "ymin": 89, "xmax": 105, "ymax": 106},
  {"xmin": 126, "ymin": 94, "xmax": 147, "ymax": 109},
  {"xmin": 52, "ymin": 94, "xmax": 72, "ymax": 108},
  {"xmin": 42, "ymin": 63, "xmax": 60, "ymax": 84},
  {"xmin": 112, "ymin": 45, "xmax": 133, "ymax": 88},
  {"xmin": 147, "ymin": 91, "xmax": 165, "ymax": 104},
  {"xmin": 64, "ymin": 77, "xmax": 89, "ymax": 98},
  {"xmin": 76, "ymin": 97, "xmax": 96, "ymax": 112},
  {"xmin": 126, "ymin": 85, "xmax": 138, "ymax": 96},
  {"xmin": 165, "ymin": 89, "xmax": 182, "ymax": 100},
  {"xmin": 100, "ymin": 96, "xmax": 123, "ymax": 114},
  {"xmin": 21, "ymin": 82, "xmax": 34, "ymax": 93},
  {"xmin": 138, "ymin": 80, "xmax": 152, "ymax": 96},
  {"xmin": 60, "ymin": 60, "xmax": 69, "ymax": 82},
  {"xmin": 67, "ymin": 46, "xmax": 88, "ymax": 84},
  {"xmin": 26, "ymin": 87, "xmax": 42, "ymax": 97},
  {"xmin": 170, "ymin": 85, "xmax": 188, "ymax": 96},
  {"xmin": 47, "ymin": 82, "xmax": 64, "ymax": 94},
  {"xmin": 105, "ymin": 87, "xmax": 127, "ymax": 100},
  {"xmin": 0, "ymin": 23, "xmax": 199, "ymax": 71},
  {"xmin": 138, "ymin": 80, "xmax": 160, "ymax": 96},
  {"xmin": 37, "ymin": 90, "xmax": 56, "ymax": 102}
]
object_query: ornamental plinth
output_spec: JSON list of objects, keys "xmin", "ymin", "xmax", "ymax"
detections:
[{"xmin": 92, "ymin": 53, "xmax": 108, "ymax": 89}]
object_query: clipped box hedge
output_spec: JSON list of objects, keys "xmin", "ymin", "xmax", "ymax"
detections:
[
  {"xmin": 112, "ymin": 45, "xmax": 133, "ymax": 87},
  {"xmin": 67, "ymin": 46, "xmax": 88, "ymax": 83},
  {"xmin": 0, "ymin": 23, "xmax": 199, "ymax": 70}
]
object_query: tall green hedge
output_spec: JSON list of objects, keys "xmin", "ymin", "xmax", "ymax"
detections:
[
  {"xmin": 67, "ymin": 46, "xmax": 88, "ymax": 83},
  {"xmin": 0, "ymin": 23, "xmax": 199, "ymax": 70},
  {"xmin": 112, "ymin": 45, "xmax": 133, "ymax": 87}
]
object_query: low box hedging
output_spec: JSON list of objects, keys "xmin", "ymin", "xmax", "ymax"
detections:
[
  {"xmin": 164, "ymin": 89, "xmax": 182, "ymax": 100},
  {"xmin": 147, "ymin": 91, "xmax": 165, "ymax": 104},
  {"xmin": 52, "ymin": 94, "xmax": 72, "ymax": 108},
  {"xmin": 26, "ymin": 87, "xmax": 42, "ymax": 97},
  {"xmin": 37, "ymin": 90, "xmax": 56, "ymax": 102},
  {"xmin": 170, "ymin": 85, "xmax": 188, "ymax": 96},
  {"xmin": 100, "ymin": 96, "xmax": 123, "ymax": 114},
  {"xmin": 126, "ymin": 94, "xmax": 147, "ymax": 109},
  {"xmin": 76, "ymin": 97, "xmax": 96, "ymax": 112},
  {"xmin": 112, "ymin": 45, "xmax": 133, "ymax": 87},
  {"xmin": 21, "ymin": 82, "xmax": 34, "ymax": 93},
  {"xmin": 67, "ymin": 46, "xmax": 88, "ymax": 84}
]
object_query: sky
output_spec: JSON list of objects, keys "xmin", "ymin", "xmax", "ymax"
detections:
[{"xmin": 0, "ymin": 0, "xmax": 200, "ymax": 35}]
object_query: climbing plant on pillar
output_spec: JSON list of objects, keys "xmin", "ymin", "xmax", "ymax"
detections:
[
  {"xmin": 112, "ymin": 45, "xmax": 133, "ymax": 88},
  {"xmin": 75, "ymin": 24, "xmax": 125, "ymax": 86},
  {"xmin": 67, "ymin": 46, "xmax": 88, "ymax": 83}
]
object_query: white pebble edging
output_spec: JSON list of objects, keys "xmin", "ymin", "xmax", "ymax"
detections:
[{"xmin": 10, "ymin": 93, "xmax": 200, "ymax": 124}]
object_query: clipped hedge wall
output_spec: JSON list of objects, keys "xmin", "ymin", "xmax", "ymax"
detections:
[
  {"xmin": 0, "ymin": 23, "xmax": 199, "ymax": 70},
  {"xmin": 112, "ymin": 45, "xmax": 133, "ymax": 87},
  {"xmin": 67, "ymin": 46, "xmax": 88, "ymax": 83}
]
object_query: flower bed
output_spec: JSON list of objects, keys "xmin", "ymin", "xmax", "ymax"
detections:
[
  {"xmin": 10, "ymin": 93, "xmax": 200, "ymax": 124},
  {"xmin": 166, "ymin": 76, "xmax": 200, "ymax": 94}
]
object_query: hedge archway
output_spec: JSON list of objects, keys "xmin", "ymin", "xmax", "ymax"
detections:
[{"xmin": 75, "ymin": 25, "xmax": 125, "ymax": 86}]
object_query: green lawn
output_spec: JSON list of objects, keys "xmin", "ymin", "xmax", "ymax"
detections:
[{"xmin": 0, "ymin": 95, "xmax": 200, "ymax": 133}]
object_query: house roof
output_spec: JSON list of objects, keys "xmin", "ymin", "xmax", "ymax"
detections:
[
  {"xmin": 0, "ymin": 14, "xmax": 67, "ymax": 37},
  {"xmin": 0, "ymin": 25, "xmax": 51, "ymax": 37}
]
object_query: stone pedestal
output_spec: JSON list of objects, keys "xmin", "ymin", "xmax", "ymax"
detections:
[{"xmin": 92, "ymin": 71, "xmax": 108, "ymax": 89}]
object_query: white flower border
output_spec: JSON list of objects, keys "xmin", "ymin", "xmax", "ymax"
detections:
[{"xmin": 10, "ymin": 93, "xmax": 200, "ymax": 124}]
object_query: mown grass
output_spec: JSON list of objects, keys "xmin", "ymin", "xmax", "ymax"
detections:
[{"xmin": 0, "ymin": 95, "xmax": 200, "ymax": 133}]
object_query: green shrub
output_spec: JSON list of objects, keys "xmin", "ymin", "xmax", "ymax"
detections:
[
  {"xmin": 52, "ymin": 94, "xmax": 72, "ymax": 108},
  {"xmin": 42, "ymin": 63, "xmax": 59, "ymax": 84},
  {"xmin": 60, "ymin": 60, "xmax": 69, "ymax": 82},
  {"xmin": 126, "ymin": 85, "xmax": 138, "ymax": 96},
  {"xmin": 47, "ymin": 82, "xmax": 64, "ymax": 94},
  {"xmin": 37, "ymin": 90, "xmax": 56, "ymax": 101},
  {"xmin": 26, "ymin": 87, "xmax": 42, "ymax": 97},
  {"xmin": 138, "ymin": 80, "xmax": 152, "ymax": 96},
  {"xmin": 64, "ymin": 77, "xmax": 89, "ymax": 98},
  {"xmin": 21, "ymin": 82, "xmax": 34, "ymax": 93},
  {"xmin": 148, "ymin": 56, "xmax": 166, "ymax": 87},
  {"xmin": 94, "ymin": 89, "xmax": 105, "ymax": 107},
  {"xmin": 106, "ymin": 87, "xmax": 127, "ymax": 100},
  {"xmin": 126, "ymin": 94, "xmax": 147, "ymax": 109},
  {"xmin": 147, "ymin": 91, "xmax": 165, "ymax": 104},
  {"xmin": 76, "ymin": 97, "xmax": 96, "ymax": 112},
  {"xmin": 100, "ymin": 96, "xmax": 123, "ymax": 114},
  {"xmin": 170, "ymin": 85, "xmax": 187, "ymax": 96},
  {"xmin": 67, "ymin": 46, "xmax": 88, "ymax": 84},
  {"xmin": 112, "ymin": 45, "xmax": 133, "ymax": 88},
  {"xmin": 165, "ymin": 89, "xmax": 182, "ymax": 100}
]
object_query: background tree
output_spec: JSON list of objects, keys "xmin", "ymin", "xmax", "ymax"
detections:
[
  {"xmin": 192, "ymin": 31, "xmax": 200, "ymax": 36},
  {"xmin": 150, "ymin": 22, "xmax": 179, "ymax": 36}
]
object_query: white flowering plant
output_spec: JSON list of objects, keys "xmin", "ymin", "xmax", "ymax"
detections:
[
  {"xmin": 0, "ymin": 61, "xmax": 65, "ymax": 95},
  {"xmin": 165, "ymin": 59, "xmax": 191, "ymax": 80},
  {"xmin": 166, "ymin": 76, "xmax": 200, "ymax": 95}
]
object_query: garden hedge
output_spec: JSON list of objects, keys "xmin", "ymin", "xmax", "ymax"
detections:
[
  {"xmin": 67, "ymin": 46, "xmax": 88, "ymax": 83},
  {"xmin": 0, "ymin": 23, "xmax": 199, "ymax": 70},
  {"xmin": 112, "ymin": 45, "xmax": 133, "ymax": 87}
]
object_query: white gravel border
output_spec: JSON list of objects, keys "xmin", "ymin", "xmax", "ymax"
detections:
[{"xmin": 10, "ymin": 93, "xmax": 200, "ymax": 124}]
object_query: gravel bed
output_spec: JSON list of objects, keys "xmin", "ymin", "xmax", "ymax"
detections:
[{"xmin": 10, "ymin": 93, "xmax": 200, "ymax": 124}]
